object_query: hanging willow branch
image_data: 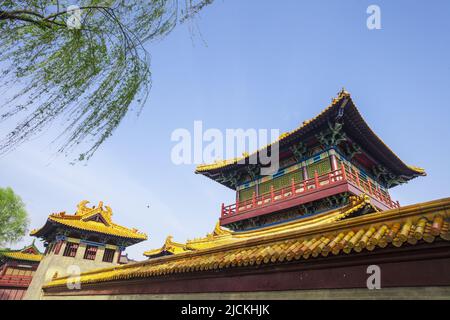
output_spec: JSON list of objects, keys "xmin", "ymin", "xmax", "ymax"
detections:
[{"xmin": 0, "ymin": 0, "xmax": 214, "ymax": 161}]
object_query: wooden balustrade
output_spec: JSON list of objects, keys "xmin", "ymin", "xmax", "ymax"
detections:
[
  {"xmin": 221, "ymin": 164, "xmax": 399, "ymax": 218},
  {"xmin": 0, "ymin": 275, "xmax": 33, "ymax": 287}
]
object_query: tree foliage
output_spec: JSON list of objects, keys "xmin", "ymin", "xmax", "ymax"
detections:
[
  {"xmin": 0, "ymin": 0, "xmax": 214, "ymax": 161},
  {"xmin": 0, "ymin": 187, "xmax": 28, "ymax": 246}
]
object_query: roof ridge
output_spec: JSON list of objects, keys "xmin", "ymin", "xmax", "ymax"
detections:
[
  {"xmin": 195, "ymin": 89, "xmax": 350, "ymax": 172},
  {"xmin": 30, "ymin": 200, "xmax": 147, "ymax": 241}
]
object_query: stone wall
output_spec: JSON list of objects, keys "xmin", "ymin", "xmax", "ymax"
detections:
[
  {"xmin": 43, "ymin": 287, "xmax": 450, "ymax": 300},
  {"xmin": 24, "ymin": 240, "xmax": 120, "ymax": 300}
]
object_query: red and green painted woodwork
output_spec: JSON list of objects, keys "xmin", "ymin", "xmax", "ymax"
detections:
[
  {"xmin": 198, "ymin": 99, "xmax": 424, "ymax": 231},
  {"xmin": 221, "ymin": 147, "xmax": 399, "ymax": 231}
]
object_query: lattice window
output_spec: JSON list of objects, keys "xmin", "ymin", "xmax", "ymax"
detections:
[
  {"xmin": 307, "ymin": 158, "xmax": 331, "ymax": 177},
  {"xmin": 258, "ymin": 169, "xmax": 303, "ymax": 195},
  {"xmin": 83, "ymin": 245, "xmax": 98, "ymax": 260},
  {"xmin": 53, "ymin": 241, "xmax": 63, "ymax": 255},
  {"xmin": 102, "ymin": 248, "xmax": 115, "ymax": 263},
  {"xmin": 62, "ymin": 242, "xmax": 79, "ymax": 258},
  {"xmin": 258, "ymin": 180, "xmax": 271, "ymax": 195},
  {"xmin": 239, "ymin": 186, "xmax": 256, "ymax": 202}
]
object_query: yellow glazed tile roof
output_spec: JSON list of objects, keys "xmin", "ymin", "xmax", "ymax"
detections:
[
  {"xmin": 0, "ymin": 251, "xmax": 43, "ymax": 262},
  {"xmin": 44, "ymin": 197, "xmax": 450, "ymax": 289},
  {"xmin": 195, "ymin": 89, "xmax": 425, "ymax": 176},
  {"xmin": 0, "ymin": 242, "xmax": 43, "ymax": 262},
  {"xmin": 144, "ymin": 236, "xmax": 191, "ymax": 257},
  {"xmin": 144, "ymin": 194, "xmax": 372, "ymax": 256},
  {"xmin": 30, "ymin": 200, "xmax": 147, "ymax": 241}
]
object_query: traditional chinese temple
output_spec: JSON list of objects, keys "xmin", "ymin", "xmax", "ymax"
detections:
[
  {"xmin": 0, "ymin": 241, "xmax": 42, "ymax": 300},
  {"xmin": 24, "ymin": 200, "xmax": 147, "ymax": 299},
  {"xmin": 39, "ymin": 90, "xmax": 450, "ymax": 299}
]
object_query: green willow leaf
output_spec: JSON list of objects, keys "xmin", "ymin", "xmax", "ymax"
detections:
[{"xmin": 0, "ymin": 0, "xmax": 214, "ymax": 161}]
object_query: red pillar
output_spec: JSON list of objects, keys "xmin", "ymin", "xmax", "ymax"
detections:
[
  {"xmin": 314, "ymin": 171, "xmax": 319, "ymax": 188},
  {"xmin": 341, "ymin": 163, "xmax": 347, "ymax": 181},
  {"xmin": 330, "ymin": 154, "xmax": 338, "ymax": 171}
]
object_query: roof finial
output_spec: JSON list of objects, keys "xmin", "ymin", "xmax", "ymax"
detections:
[{"xmin": 338, "ymin": 87, "xmax": 349, "ymax": 96}]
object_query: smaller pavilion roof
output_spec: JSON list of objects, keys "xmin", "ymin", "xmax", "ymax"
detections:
[
  {"xmin": 0, "ymin": 241, "xmax": 43, "ymax": 263},
  {"xmin": 30, "ymin": 200, "xmax": 147, "ymax": 243}
]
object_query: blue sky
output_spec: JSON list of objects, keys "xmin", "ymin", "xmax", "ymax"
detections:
[{"xmin": 1, "ymin": 0, "xmax": 449, "ymax": 259}]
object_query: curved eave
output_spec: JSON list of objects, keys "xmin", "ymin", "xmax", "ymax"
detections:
[
  {"xmin": 143, "ymin": 240, "xmax": 190, "ymax": 257},
  {"xmin": 143, "ymin": 247, "xmax": 187, "ymax": 257},
  {"xmin": 30, "ymin": 219, "xmax": 147, "ymax": 244},
  {"xmin": 341, "ymin": 97, "xmax": 426, "ymax": 178},
  {"xmin": 143, "ymin": 249, "xmax": 166, "ymax": 257},
  {"xmin": 195, "ymin": 91, "xmax": 426, "ymax": 188},
  {"xmin": 0, "ymin": 251, "xmax": 42, "ymax": 262}
]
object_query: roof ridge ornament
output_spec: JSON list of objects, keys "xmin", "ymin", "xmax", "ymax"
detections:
[
  {"xmin": 213, "ymin": 221, "xmax": 232, "ymax": 237},
  {"xmin": 30, "ymin": 200, "xmax": 147, "ymax": 241},
  {"xmin": 76, "ymin": 200, "xmax": 91, "ymax": 215},
  {"xmin": 338, "ymin": 87, "xmax": 350, "ymax": 97}
]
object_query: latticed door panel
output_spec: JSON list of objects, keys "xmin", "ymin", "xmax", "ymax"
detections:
[
  {"xmin": 239, "ymin": 186, "xmax": 256, "ymax": 201},
  {"xmin": 257, "ymin": 169, "xmax": 303, "ymax": 195},
  {"xmin": 307, "ymin": 159, "xmax": 331, "ymax": 177}
]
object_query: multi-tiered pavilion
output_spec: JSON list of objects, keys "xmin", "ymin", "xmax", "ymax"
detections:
[
  {"xmin": 39, "ymin": 90, "xmax": 450, "ymax": 299},
  {"xmin": 196, "ymin": 89, "xmax": 425, "ymax": 231}
]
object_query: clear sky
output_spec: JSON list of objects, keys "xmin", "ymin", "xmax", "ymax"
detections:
[{"xmin": 1, "ymin": 0, "xmax": 449, "ymax": 259}]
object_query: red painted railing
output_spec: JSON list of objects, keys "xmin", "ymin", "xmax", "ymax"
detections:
[
  {"xmin": 221, "ymin": 163, "xmax": 399, "ymax": 218},
  {"xmin": 0, "ymin": 275, "xmax": 33, "ymax": 287}
]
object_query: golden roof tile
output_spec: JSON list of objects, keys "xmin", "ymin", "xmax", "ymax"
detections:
[
  {"xmin": 143, "ymin": 236, "xmax": 191, "ymax": 257},
  {"xmin": 44, "ymin": 197, "xmax": 450, "ymax": 289},
  {"xmin": 0, "ymin": 251, "xmax": 43, "ymax": 262},
  {"xmin": 0, "ymin": 242, "xmax": 43, "ymax": 262},
  {"xmin": 195, "ymin": 89, "xmax": 425, "ymax": 180},
  {"xmin": 144, "ymin": 194, "xmax": 373, "ymax": 257},
  {"xmin": 30, "ymin": 200, "xmax": 147, "ymax": 241}
]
